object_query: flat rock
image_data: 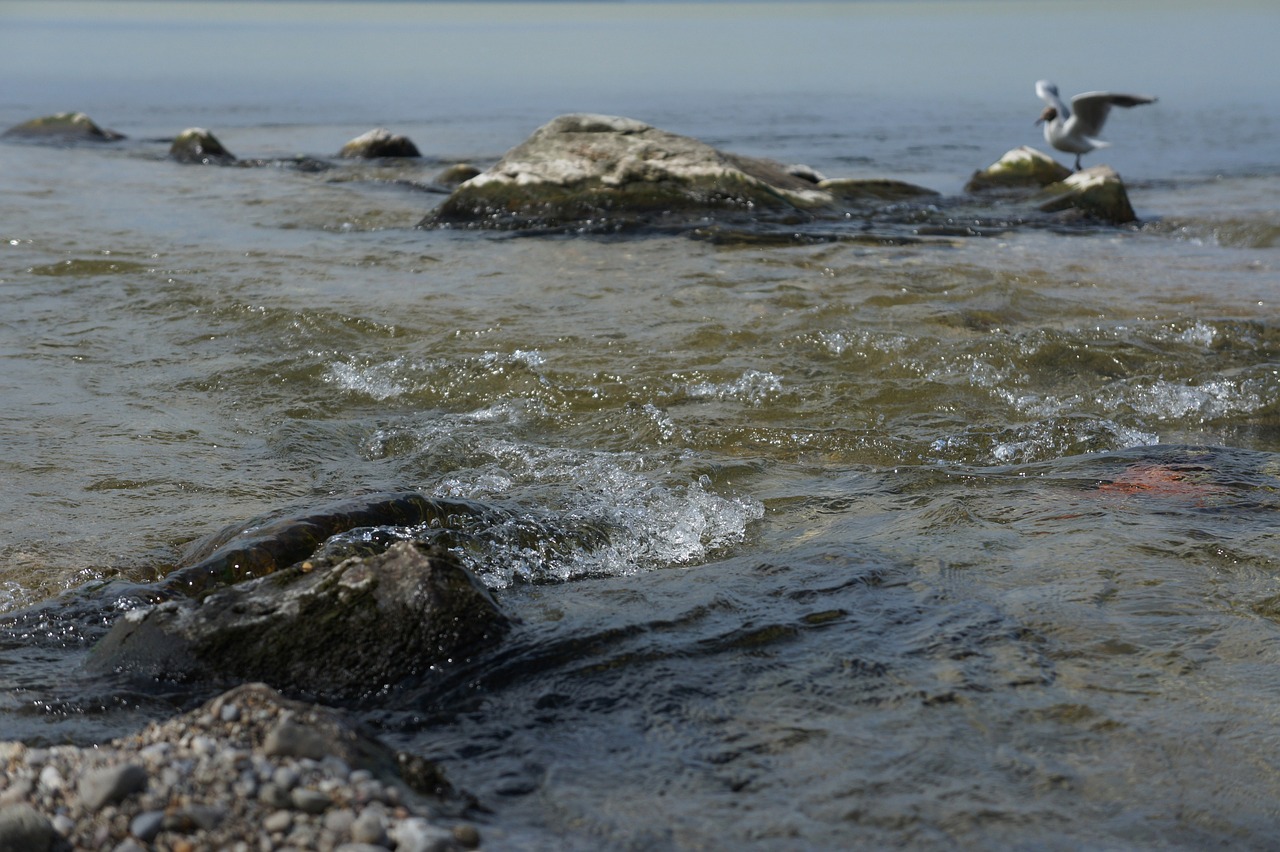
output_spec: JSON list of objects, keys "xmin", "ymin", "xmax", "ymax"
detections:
[
  {"xmin": 419, "ymin": 112, "xmax": 837, "ymax": 232},
  {"xmin": 89, "ymin": 542, "xmax": 509, "ymax": 701},
  {"xmin": 2, "ymin": 111, "xmax": 124, "ymax": 143}
]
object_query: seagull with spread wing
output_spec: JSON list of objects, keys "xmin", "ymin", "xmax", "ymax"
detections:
[{"xmin": 1035, "ymin": 80, "xmax": 1157, "ymax": 171}]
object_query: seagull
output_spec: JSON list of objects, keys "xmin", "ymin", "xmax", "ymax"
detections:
[{"xmin": 1035, "ymin": 80, "xmax": 1156, "ymax": 171}]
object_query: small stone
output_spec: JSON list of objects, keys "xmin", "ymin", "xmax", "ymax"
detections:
[
  {"xmin": 389, "ymin": 817, "xmax": 455, "ymax": 852},
  {"xmin": 130, "ymin": 810, "xmax": 165, "ymax": 842},
  {"xmin": 290, "ymin": 787, "xmax": 331, "ymax": 814},
  {"xmin": 272, "ymin": 765, "xmax": 301, "ymax": 791},
  {"xmin": 350, "ymin": 808, "xmax": 386, "ymax": 845},
  {"xmin": 113, "ymin": 840, "xmax": 147, "ymax": 852},
  {"xmin": 220, "ymin": 702, "xmax": 242, "ymax": 723},
  {"xmin": 51, "ymin": 813, "xmax": 76, "ymax": 837},
  {"xmin": 258, "ymin": 782, "xmax": 291, "ymax": 809},
  {"xmin": 452, "ymin": 823, "xmax": 481, "ymax": 848},
  {"xmin": 262, "ymin": 809, "xmax": 293, "ymax": 833},
  {"xmin": 264, "ymin": 718, "xmax": 331, "ymax": 761},
  {"xmin": 323, "ymin": 807, "xmax": 355, "ymax": 835},
  {"xmin": 0, "ymin": 803, "xmax": 57, "ymax": 852},
  {"xmin": 78, "ymin": 763, "xmax": 148, "ymax": 812},
  {"xmin": 37, "ymin": 763, "xmax": 65, "ymax": 792}
]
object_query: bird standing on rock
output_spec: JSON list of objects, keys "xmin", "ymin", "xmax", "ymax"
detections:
[{"xmin": 1035, "ymin": 80, "xmax": 1156, "ymax": 171}]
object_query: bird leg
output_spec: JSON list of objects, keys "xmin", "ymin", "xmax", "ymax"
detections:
[{"xmin": 1073, "ymin": 154, "xmax": 1082, "ymax": 171}]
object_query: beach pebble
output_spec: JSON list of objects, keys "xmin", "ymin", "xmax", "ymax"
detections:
[
  {"xmin": 351, "ymin": 807, "xmax": 387, "ymax": 844},
  {"xmin": 264, "ymin": 717, "xmax": 331, "ymax": 760},
  {"xmin": 290, "ymin": 787, "xmax": 331, "ymax": 814},
  {"xmin": 390, "ymin": 816, "xmax": 455, "ymax": 852},
  {"xmin": 130, "ymin": 809, "xmax": 165, "ymax": 842},
  {"xmin": 37, "ymin": 763, "xmax": 65, "ymax": 792},
  {"xmin": 262, "ymin": 808, "xmax": 293, "ymax": 833},
  {"xmin": 78, "ymin": 763, "xmax": 148, "ymax": 812},
  {"xmin": 324, "ymin": 806, "xmax": 356, "ymax": 835},
  {"xmin": 219, "ymin": 702, "xmax": 241, "ymax": 723},
  {"xmin": 0, "ymin": 803, "xmax": 57, "ymax": 851}
]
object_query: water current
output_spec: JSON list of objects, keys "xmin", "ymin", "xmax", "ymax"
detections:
[{"xmin": 2, "ymin": 1, "xmax": 1280, "ymax": 848}]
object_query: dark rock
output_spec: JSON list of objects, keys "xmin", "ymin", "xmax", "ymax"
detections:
[
  {"xmin": 169, "ymin": 127, "xmax": 235, "ymax": 165},
  {"xmin": 77, "ymin": 763, "xmax": 148, "ymax": 812},
  {"xmin": 965, "ymin": 146, "xmax": 1071, "ymax": 192},
  {"xmin": 0, "ymin": 803, "xmax": 58, "ymax": 852},
  {"xmin": 818, "ymin": 178, "xmax": 941, "ymax": 204},
  {"xmin": 1034, "ymin": 165, "xmax": 1137, "ymax": 224},
  {"xmin": 263, "ymin": 717, "xmax": 334, "ymax": 761},
  {"xmin": 129, "ymin": 810, "xmax": 165, "ymax": 842},
  {"xmin": 2, "ymin": 112, "xmax": 124, "ymax": 143},
  {"xmin": 433, "ymin": 163, "xmax": 483, "ymax": 188},
  {"xmin": 290, "ymin": 788, "xmax": 331, "ymax": 814},
  {"xmin": 89, "ymin": 542, "xmax": 510, "ymax": 701},
  {"xmin": 419, "ymin": 113, "xmax": 837, "ymax": 232},
  {"xmin": 339, "ymin": 128, "xmax": 421, "ymax": 159}
]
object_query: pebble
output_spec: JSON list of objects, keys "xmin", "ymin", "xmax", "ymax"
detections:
[
  {"xmin": 0, "ymin": 803, "xmax": 57, "ymax": 852},
  {"xmin": 0, "ymin": 683, "xmax": 476, "ymax": 851},
  {"xmin": 78, "ymin": 763, "xmax": 148, "ymax": 812}
]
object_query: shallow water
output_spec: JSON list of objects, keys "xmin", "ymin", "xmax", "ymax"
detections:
[{"xmin": 3, "ymin": 1, "xmax": 1280, "ymax": 848}]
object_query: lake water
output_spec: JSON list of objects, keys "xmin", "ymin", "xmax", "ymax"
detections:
[{"xmin": 2, "ymin": 1, "xmax": 1280, "ymax": 848}]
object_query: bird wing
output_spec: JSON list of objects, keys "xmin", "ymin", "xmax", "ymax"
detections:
[{"xmin": 1070, "ymin": 92, "xmax": 1157, "ymax": 137}]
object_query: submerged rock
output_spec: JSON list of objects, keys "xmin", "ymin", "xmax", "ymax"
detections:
[
  {"xmin": 965, "ymin": 146, "xmax": 1071, "ymax": 192},
  {"xmin": 169, "ymin": 127, "xmax": 236, "ymax": 165},
  {"xmin": 1035, "ymin": 165, "xmax": 1137, "ymax": 224},
  {"xmin": 419, "ymin": 112, "xmax": 836, "ymax": 232},
  {"xmin": 2, "ymin": 111, "xmax": 125, "ymax": 143},
  {"xmin": 818, "ymin": 178, "xmax": 940, "ymax": 204},
  {"xmin": 339, "ymin": 127, "xmax": 422, "ymax": 159},
  {"xmin": 90, "ymin": 542, "xmax": 510, "ymax": 700}
]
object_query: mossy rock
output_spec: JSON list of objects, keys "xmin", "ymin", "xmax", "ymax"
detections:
[
  {"xmin": 1035, "ymin": 165, "xmax": 1137, "ymax": 224},
  {"xmin": 434, "ymin": 163, "xmax": 483, "ymax": 187},
  {"xmin": 2, "ymin": 112, "xmax": 124, "ymax": 143},
  {"xmin": 338, "ymin": 127, "xmax": 421, "ymax": 159},
  {"xmin": 169, "ymin": 127, "xmax": 235, "ymax": 165},
  {"xmin": 818, "ymin": 178, "xmax": 941, "ymax": 204},
  {"xmin": 966, "ymin": 146, "xmax": 1071, "ymax": 192}
]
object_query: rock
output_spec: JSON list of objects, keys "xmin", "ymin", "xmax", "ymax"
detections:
[
  {"xmin": 2, "ymin": 111, "xmax": 124, "ymax": 143},
  {"xmin": 129, "ymin": 810, "xmax": 165, "ymax": 842},
  {"xmin": 264, "ymin": 717, "xmax": 332, "ymax": 761},
  {"xmin": 350, "ymin": 807, "xmax": 387, "ymax": 844},
  {"xmin": 90, "ymin": 542, "xmax": 509, "ymax": 701},
  {"xmin": 390, "ymin": 817, "xmax": 456, "ymax": 852},
  {"xmin": 339, "ymin": 128, "xmax": 421, "ymax": 159},
  {"xmin": 419, "ymin": 112, "xmax": 836, "ymax": 232},
  {"xmin": 433, "ymin": 163, "xmax": 482, "ymax": 188},
  {"xmin": 77, "ymin": 763, "xmax": 148, "ymax": 812},
  {"xmin": 262, "ymin": 809, "xmax": 293, "ymax": 833},
  {"xmin": 965, "ymin": 146, "xmax": 1071, "ymax": 192},
  {"xmin": 169, "ymin": 127, "xmax": 235, "ymax": 165},
  {"xmin": 0, "ymin": 803, "xmax": 58, "ymax": 852},
  {"xmin": 290, "ymin": 787, "xmax": 331, "ymax": 814},
  {"xmin": 817, "ymin": 178, "xmax": 940, "ymax": 204},
  {"xmin": 1034, "ymin": 165, "xmax": 1138, "ymax": 224}
]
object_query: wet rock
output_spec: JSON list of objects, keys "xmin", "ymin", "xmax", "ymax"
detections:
[
  {"xmin": 169, "ymin": 127, "xmax": 236, "ymax": 165},
  {"xmin": 965, "ymin": 146, "xmax": 1071, "ymax": 192},
  {"xmin": 89, "ymin": 542, "xmax": 509, "ymax": 701},
  {"xmin": 77, "ymin": 763, "xmax": 147, "ymax": 812},
  {"xmin": 129, "ymin": 809, "xmax": 165, "ymax": 842},
  {"xmin": 419, "ymin": 112, "xmax": 836, "ymax": 232},
  {"xmin": 818, "ymin": 178, "xmax": 940, "ymax": 204},
  {"xmin": 0, "ymin": 803, "xmax": 58, "ymax": 851},
  {"xmin": 339, "ymin": 128, "xmax": 421, "ymax": 159},
  {"xmin": 1035, "ymin": 164, "xmax": 1137, "ymax": 224},
  {"xmin": 433, "ymin": 163, "xmax": 482, "ymax": 187},
  {"xmin": 2, "ymin": 111, "xmax": 124, "ymax": 143}
]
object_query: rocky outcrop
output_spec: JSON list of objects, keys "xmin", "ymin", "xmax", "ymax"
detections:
[
  {"xmin": 169, "ymin": 127, "xmax": 236, "ymax": 165},
  {"xmin": 1034, "ymin": 165, "xmax": 1137, "ymax": 224},
  {"xmin": 1, "ymin": 112, "xmax": 124, "ymax": 143},
  {"xmin": 419, "ymin": 113, "xmax": 839, "ymax": 232},
  {"xmin": 338, "ymin": 128, "xmax": 421, "ymax": 159},
  {"xmin": 89, "ymin": 542, "xmax": 510, "ymax": 701}
]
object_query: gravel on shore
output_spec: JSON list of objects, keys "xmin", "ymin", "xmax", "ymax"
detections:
[{"xmin": 0, "ymin": 682, "xmax": 481, "ymax": 852}]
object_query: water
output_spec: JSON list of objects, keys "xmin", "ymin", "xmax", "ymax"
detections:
[{"xmin": 2, "ymin": 1, "xmax": 1280, "ymax": 848}]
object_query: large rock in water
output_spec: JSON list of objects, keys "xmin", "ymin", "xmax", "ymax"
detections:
[
  {"xmin": 419, "ymin": 113, "xmax": 837, "ymax": 232},
  {"xmin": 1034, "ymin": 165, "xmax": 1138, "ymax": 224},
  {"xmin": 338, "ymin": 127, "xmax": 421, "ymax": 159},
  {"xmin": 89, "ymin": 542, "xmax": 509, "ymax": 701},
  {"xmin": 2, "ymin": 111, "xmax": 125, "ymax": 143},
  {"xmin": 965, "ymin": 146, "xmax": 1070, "ymax": 192},
  {"xmin": 169, "ymin": 127, "xmax": 236, "ymax": 165}
]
